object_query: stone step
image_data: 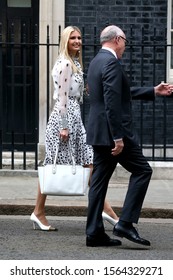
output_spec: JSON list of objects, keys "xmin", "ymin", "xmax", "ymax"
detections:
[{"xmin": 1, "ymin": 161, "xmax": 173, "ymax": 180}]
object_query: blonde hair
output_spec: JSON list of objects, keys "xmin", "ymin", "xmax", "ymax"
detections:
[{"xmin": 58, "ymin": 26, "xmax": 83, "ymax": 73}]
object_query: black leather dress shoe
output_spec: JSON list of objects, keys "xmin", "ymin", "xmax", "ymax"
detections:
[
  {"xmin": 86, "ymin": 233, "xmax": 122, "ymax": 247},
  {"xmin": 113, "ymin": 223, "xmax": 151, "ymax": 246}
]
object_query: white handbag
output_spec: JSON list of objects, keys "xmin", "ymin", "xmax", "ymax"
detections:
[{"xmin": 38, "ymin": 143, "xmax": 90, "ymax": 196}]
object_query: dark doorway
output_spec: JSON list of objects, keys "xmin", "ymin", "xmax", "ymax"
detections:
[{"xmin": 0, "ymin": 0, "xmax": 39, "ymax": 151}]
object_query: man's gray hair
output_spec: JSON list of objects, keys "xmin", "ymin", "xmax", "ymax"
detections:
[{"xmin": 100, "ymin": 25, "xmax": 123, "ymax": 44}]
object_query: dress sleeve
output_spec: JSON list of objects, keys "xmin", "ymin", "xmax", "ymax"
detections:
[{"xmin": 52, "ymin": 59, "xmax": 72, "ymax": 129}]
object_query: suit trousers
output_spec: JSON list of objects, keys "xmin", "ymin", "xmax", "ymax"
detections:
[{"xmin": 86, "ymin": 141, "xmax": 152, "ymax": 237}]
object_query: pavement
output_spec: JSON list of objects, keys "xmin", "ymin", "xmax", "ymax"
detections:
[
  {"xmin": 1, "ymin": 216, "xmax": 173, "ymax": 260},
  {"xmin": 0, "ymin": 163, "xmax": 173, "ymax": 218}
]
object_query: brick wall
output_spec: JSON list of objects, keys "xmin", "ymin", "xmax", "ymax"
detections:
[{"xmin": 65, "ymin": 0, "xmax": 167, "ymax": 37}]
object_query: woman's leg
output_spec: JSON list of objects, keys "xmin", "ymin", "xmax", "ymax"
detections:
[
  {"xmin": 103, "ymin": 199, "xmax": 119, "ymax": 220},
  {"xmin": 87, "ymin": 164, "xmax": 119, "ymax": 221},
  {"xmin": 32, "ymin": 182, "xmax": 49, "ymax": 226}
]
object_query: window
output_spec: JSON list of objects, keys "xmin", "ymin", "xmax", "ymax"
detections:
[
  {"xmin": 7, "ymin": 0, "xmax": 31, "ymax": 8},
  {"xmin": 167, "ymin": 0, "xmax": 173, "ymax": 81}
]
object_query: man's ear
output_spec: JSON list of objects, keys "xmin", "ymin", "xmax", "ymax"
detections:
[{"xmin": 114, "ymin": 36, "xmax": 119, "ymax": 45}]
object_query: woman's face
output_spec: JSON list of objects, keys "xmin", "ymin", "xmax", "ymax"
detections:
[{"xmin": 68, "ymin": 30, "xmax": 82, "ymax": 56}]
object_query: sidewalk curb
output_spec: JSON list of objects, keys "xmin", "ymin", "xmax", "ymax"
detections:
[{"xmin": 0, "ymin": 204, "xmax": 173, "ymax": 219}]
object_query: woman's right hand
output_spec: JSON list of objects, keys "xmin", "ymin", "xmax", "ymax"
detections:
[{"xmin": 60, "ymin": 129, "xmax": 69, "ymax": 141}]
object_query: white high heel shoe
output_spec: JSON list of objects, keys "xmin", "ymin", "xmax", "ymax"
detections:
[
  {"xmin": 102, "ymin": 211, "xmax": 119, "ymax": 226},
  {"xmin": 30, "ymin": 213, "xmax": 57, "ymax": 231}
]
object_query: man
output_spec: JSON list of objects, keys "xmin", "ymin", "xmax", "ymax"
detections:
[{"xmin": 86, "ymin": 25, "xmax": 173, "ymax": 247}]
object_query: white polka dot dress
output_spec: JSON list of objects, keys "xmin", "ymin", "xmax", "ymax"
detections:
[{"xmin": 44, "ymin": 57, "xmax": 93, "ymax": 166}]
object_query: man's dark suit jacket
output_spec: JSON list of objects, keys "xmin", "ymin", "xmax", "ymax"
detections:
[{"xmin": 87, "ymin": 49, "xmax": 155, "ymax": 146}]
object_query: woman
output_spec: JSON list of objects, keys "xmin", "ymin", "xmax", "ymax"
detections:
[{"xmin": 30, "ymin": 26, "xmax": 118, "ymax": 231}]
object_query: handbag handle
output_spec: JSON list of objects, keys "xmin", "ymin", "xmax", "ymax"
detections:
[{"xmin": 52, "ymin": 142, "xmax": 76, "ymax": 175}]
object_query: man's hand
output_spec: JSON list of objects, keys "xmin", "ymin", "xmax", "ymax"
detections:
[
  {"xmin": 111, "ymin": 139, "xmax": 124, "ymax": 156},
  {"xmin": 154, "ymin": 82, "xmax": 173, "ymax": 96}
]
